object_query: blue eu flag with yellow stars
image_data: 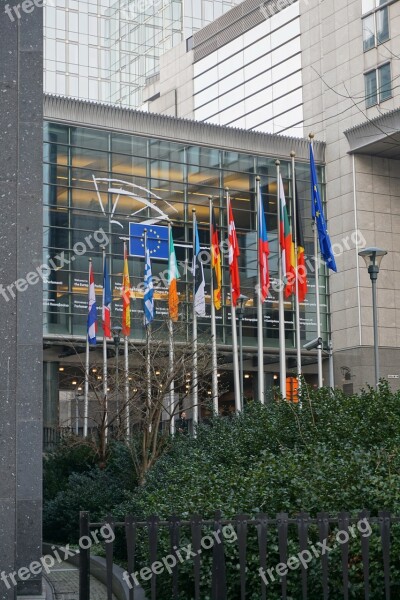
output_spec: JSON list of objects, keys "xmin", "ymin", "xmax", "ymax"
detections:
[
  {"xmin": 310, "ymin": 144, "xmax": 337, "ymax": 272},
  {"xmin": 129, "ymin": 223, "xmax": 169, "ymax": 260}
]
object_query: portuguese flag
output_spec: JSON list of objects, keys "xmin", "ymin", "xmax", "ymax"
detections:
[
  {"xmin": 295, "ymin": 182, "xmax": 307, "ymax": 302},
  {"xmin": 279, "ymin": 174, "xmax": 295, "ymax": 297}
]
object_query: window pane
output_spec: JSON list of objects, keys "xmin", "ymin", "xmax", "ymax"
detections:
[
  {"xmin": 376, "ymin": 7, "xmax": 389, "ymax": 44},
  {"xmin": 379, "ymin": 63, "xmax": 392, "ymax": 101},
  {"xmin": 365, "ymin": 70, "xmax": 377, "ymax": 107},
  {"xmin": 362, "ymin": 15, "xmax": 375, "ymax": 51}
]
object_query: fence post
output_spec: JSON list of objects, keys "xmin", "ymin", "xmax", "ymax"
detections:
[{"xmin": 79, "ymin": 511, "xmax": 90, "ymax": 600}]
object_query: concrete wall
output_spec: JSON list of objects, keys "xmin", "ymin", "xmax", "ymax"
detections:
[
  {"xmin": 145, "ymin": 44, "xmax": 195, "ymax": 118},
  {"xmin": 300, "ymin": 0, "xmax": 400, "ymax": 392},
  {"xmin": 0, "ymin": 5, "xmax": 44, "ymax": 598}
]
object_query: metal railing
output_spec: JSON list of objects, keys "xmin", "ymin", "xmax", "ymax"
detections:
[{"xmin": 79, "ymin": 510, "xmax": 400, "ymax": 600}]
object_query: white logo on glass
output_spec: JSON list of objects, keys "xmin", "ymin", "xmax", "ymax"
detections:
[{"xmin": 92, "ymin": 176, "xmax": 178, "ymax": 228}]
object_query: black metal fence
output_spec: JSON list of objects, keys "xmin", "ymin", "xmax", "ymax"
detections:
[{"xmin": 79, "ymin": 510, "xmax": 400, "ymax": 600}]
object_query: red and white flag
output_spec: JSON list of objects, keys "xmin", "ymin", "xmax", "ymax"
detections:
[{"xmin": 228, "ymin": 197, "xmax": 241, "ymax": 307}]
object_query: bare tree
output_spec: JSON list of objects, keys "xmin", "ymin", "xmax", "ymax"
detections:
[{"xmin": 58, "ymin": 319, "xmax": 215, "ymax": 484}]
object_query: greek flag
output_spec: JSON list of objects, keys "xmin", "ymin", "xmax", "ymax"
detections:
[
  {"xmin": 144, "ymin": 244, "xmax": 154, "ymax": 326},
  {"xmin": 87, "ymin": 261, "xmax": 97, "ymax": 345}
]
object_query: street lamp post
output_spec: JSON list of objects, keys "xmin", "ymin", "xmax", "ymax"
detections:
[
  {"xmin": 236, "ymin": 294, "xmax": 248, "ymax": 410},
  {"xmin": 358, "ymin": 247, "xmax": 387, "ymax": 388},
  {"xmin": 112, "ymin": 326, "xmax": 122, "ymax": 434}
]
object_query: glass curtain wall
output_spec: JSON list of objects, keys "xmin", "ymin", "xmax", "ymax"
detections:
[{"xmin": 43, "ymin": 122, "xmax": 329, "ymax": 350}]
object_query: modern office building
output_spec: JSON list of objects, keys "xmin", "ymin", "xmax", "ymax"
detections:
[
  {"xmin": 144, "ymin": 0, "xmax": 304, "ymax": 135},
  {"xmin": 42, "ymin": 93, "xmax": 327, "ymax": 432},
  {"xmin": 44, "ymin": 0, "xmax": 243, "ymax": 107},
  {"xmin": 144, "ymin": 0, "xmax": 400, "ymax": 393}
]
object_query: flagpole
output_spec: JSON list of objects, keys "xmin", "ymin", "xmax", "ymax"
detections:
[
  {"xmin": 168, "ymin": 317, "xmax": 175, "ymax": 435},
  {"xmin": 121, "ymin": 241, "xmax": 130, "ymax": 440},
  {"xmin": 84, "ymin": 259, "xmax": 91, "ymax": 437},
  {"xmin": 144, "ymin": 229, "xmax": 152, "ymax": 431},
  {"xmin": 102, "ymin": 247, "xmax": 108, "ymax": 445},
  {"xmin": 192, "ymin": 209, "xmax": 199, "ymax": 434},
  {"xmin": 168, "ymin": 223, "xmax": 176, "ymax": 435},
  {"xmin": 226, "ymin": 189, "xmax": 242, "ymax": 413},
  {"xmin": 276, "ymin": 162, "xmax": 287, "ymax": 398},
  {"xmin": 209, "ymin": 196, "xmax": 219, "ymax": 414},
  {"xmin": 255, "ymin": 176, "xmax": 265, "ymax": 404},
  {"xmin": 291, "ymin": 152, "xmax": 302, "ymax": 395},
  {"xmin": 314, "ymin": 222, "xmax": 323, "ymax": 388},
  {"xmin": 309, "ymin": 134, "xmax": 323, "ymax": 388},
  {"xmin": 124, "ymin": 336, "xmax": 130, "ymax": 440}
]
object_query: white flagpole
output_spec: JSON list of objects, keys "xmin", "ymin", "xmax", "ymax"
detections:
[
  {"xmin": 144, "ymin": 229, "xmax": 152, "ymax": 432},
  {"xmin": 84, "ymin": 259, "xmax": 91, "ymax": 437},
  {"xmin": 291, "ymin": 152, "xmax": 302, "ymax": 395},
  {"xmin": 255, "ymin": 176, "xmax": 265, "ymax": 404},
  {"xmin": 168, "ymin": 318, "xmax": 175, "ymax": 435},
  {"xmin": 309, "ymin": 134, "xmax": 323, "ymax": 388},
  {"xmin": 226, "ymin": 189, "xmax": 242, "ymax": 414},
  {"xmin": 168, "ymin": 223, "xmax": 176, "ymax": 435},
  {"xmin": 102, "ymin": 248, "xmax": 108, "ymax": 445},
  {"xmin": 209, "ymin": 196, "xmax": 219, "ymax": 414},
  {"xmin": 124, "ymin": 336, "xmax": 130, "ymax": 440},
  {"xmin": 192, "ymin": 209, "xmax": 199, "ymax": 434},
  {"xmin": 276, "ymin": 161, "xmax": 287, "ymax": 398},
  {"xmin": 314, "ymin": 223, "xmax": 323, "ymax": 388}
]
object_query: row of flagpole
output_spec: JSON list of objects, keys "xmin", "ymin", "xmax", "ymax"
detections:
[{"xmin": 82, "ymin": 138, "xmax": 337, "ymax": 438}]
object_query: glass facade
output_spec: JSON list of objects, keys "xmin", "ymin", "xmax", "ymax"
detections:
[
  {"xmin": 43, "ymin": 121, "xmax": 329, "ymax": 363},
  {"xmin": 193, "ymin": 3, "xmax": 303, "ymax": 137},
  {"xmin": 44, "ymin": 0, "xmax": 241, "ymax": 107},
  {"xmin": 44, "ymin": 0, "xmax": 111, "ymax": 100}
]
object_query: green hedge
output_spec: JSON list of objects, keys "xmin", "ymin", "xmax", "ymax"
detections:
[{"xmin": 113, "ymin": 383, "xmax": 400, "ymax": 599}]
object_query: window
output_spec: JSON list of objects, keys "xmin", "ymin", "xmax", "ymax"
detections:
[
  {"xmin": 362, "ymin": 5, "xmax": 389, "ymax": 51},
  {"xmin": 362, "ymin": 0, "xmax": 390, "ymax": 14},
  {"xmin": 379, "ymin": 62, "xmax": 392, "ymax": 100},
  {"xmin": 365, "ymin": 63, "xmax": 392, "ymax": 107}
]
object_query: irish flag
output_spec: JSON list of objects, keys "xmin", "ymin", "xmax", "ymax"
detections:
[
  {"xmin": 279, "ymin": 175, "xmax": 295, "ymax": 298},
  {"xmin": 168, "ymin": 227, "xmax": 180, "ymax": 322}
]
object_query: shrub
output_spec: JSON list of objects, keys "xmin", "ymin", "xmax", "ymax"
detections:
[
  {"xmin": 43, "ymin": 440, "xmax": 137, "ymax": 542},
  {"xmin": 113, "ymin": 382, "xmax": 400, "ymax": 599}
]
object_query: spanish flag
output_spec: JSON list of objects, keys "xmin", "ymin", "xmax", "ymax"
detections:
[
  {"xmin": 122, "ymin": 242, "xmax": 131, "ymax": 337},
  {"xmin": 295, "ymin": 182, "xmax": 307, "ymax": 302},
  {"xmin": 168, "ymin": 227, "xmax": 180, "ymax": 322},
  {"xmin": 211, "ymin": 207, "xmax": 222, "ymax": 310}
]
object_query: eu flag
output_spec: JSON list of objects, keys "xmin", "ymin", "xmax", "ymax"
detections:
[
  {"xmin": 129, "ymin": 223, "xmax": 169, "ymax": 260},
  {"xmin": 310, "ymin": 144, "xmax": 337, "ymax": 272}
]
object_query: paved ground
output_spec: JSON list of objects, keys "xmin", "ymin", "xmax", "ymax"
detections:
[{"xmin": 45, "ymin": 561, "xmax": 118, "ymax": 600}]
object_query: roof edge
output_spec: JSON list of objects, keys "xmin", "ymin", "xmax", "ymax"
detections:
[{"xmin": 43, "ymin": 94, "xmax": 325, "ymax": 163}]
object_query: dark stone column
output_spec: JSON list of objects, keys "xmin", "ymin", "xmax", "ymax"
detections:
[
  {"xmin": 0, "ymin": 4, "xmax": 43, "ymax": 599},
  {"xmin": 43, "ymin": 363, "xmax": 59, "ymax": 430}
]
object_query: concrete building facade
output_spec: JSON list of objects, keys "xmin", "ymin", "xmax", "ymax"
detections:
[
  {"xmin": 143, "ymin": 0, "xmax": 400, "ymax": 393},
  {"xmin": 300, "ymin": 0, "xmax": 400, "ymax": 391}
]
